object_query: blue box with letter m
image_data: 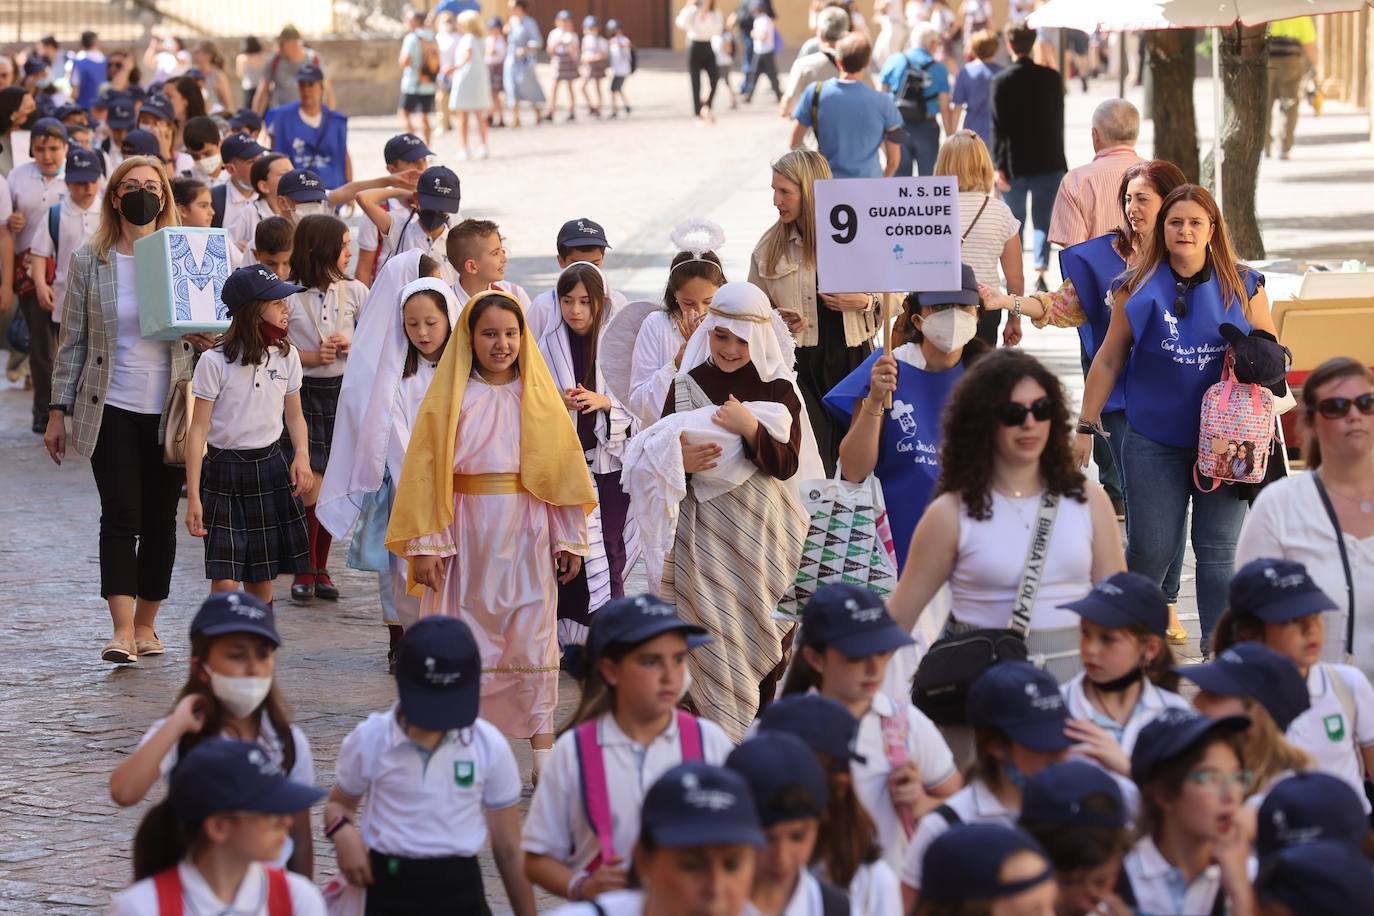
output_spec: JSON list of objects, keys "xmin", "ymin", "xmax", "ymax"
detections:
[{"xmin": 135, "ymin": 227, "xmax": 233, "ymax": 340}]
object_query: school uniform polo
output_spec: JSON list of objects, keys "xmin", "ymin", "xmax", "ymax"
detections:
[
  {"xmin": 334, "ymin": 705, "xmax": 521, "ymax": 859},
  {"xmin": 452, "ymin": 279, "xmax": 532, "ymax": 310},
  {"xmin": 1061, "ymin": 673, "xmax": 1191, "ymax": 757},
  {"xmin": 192, "ymin": 346, "xmax": 303, "ymax": 449},
  {"xmin": 7, "ymin": 162, "xmax": 65, "ymax": 253},
  {"xmin": 379, "ymin": 214, "xmax": 456, "ymax": 283},
  {"xmin": 851, "ymin": 691, "xmax": 957, "ymax": 873},
  {"xmin": 522, "ymin": 711, "xmax": 734, "ymax": 871},
  {"xmin": 226, "ymin": 198, "xmax": 275, "ymax": 253},
  {"xmin": 1121, "ymin": 836, "xmax": 1255, "ymax": 916},
  {"xmin": 1287, "ymin": 663, "xmax": 1374, "ymax": 813},
  {"xmin": 744, "ymin": 870, "xmax": 829, "ymax": 916},
  {"xmin": 28, "ymin": 195, "xmax": 101, "ymax": 323},
  {"xmin": 286, "ymin": 280, "xmax": 366, "ymax": 380},
  {"xmin": 550, "ymin": 889, "xmax": 647, "ymax": 916},
  {"xmin": 222, "ymin": 180, "xmax": 257, "ymax": 232},
  {"xmin": 358, "ymin": 197, "xmax": 407, "ymax": 254},
  {"xmin": 899, "ymin": 779, "xmax": 1015, "ymax": 891},
  {"xmin": 109, "ymin": 861, "xmax": 326, "ymax": 915}
]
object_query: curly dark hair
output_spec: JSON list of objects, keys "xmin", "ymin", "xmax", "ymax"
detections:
[{"xmin": 934, "ymin": 349, "xmax": 1086, "ymax": 520}]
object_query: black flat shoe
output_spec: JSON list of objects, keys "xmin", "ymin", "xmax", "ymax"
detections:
[
  {"xmin": 314, "ymin": 573, "xmax": 340, "ymax": 601},
  {"xmin": 291, "ymin": 579, "xmax": 315, "ymax": 604}
]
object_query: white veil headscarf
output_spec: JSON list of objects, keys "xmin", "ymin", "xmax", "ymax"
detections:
[{"xmin": 317, "ymin": 251, "xmax": 462, "ymax": 538}]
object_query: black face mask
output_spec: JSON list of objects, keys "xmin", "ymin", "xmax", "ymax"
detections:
[
  {"xmin": 418, "ymin": 209, "xmax": 448, "ymax": 233},
  {"xmin": 118, "ymin": 189, "xmax": 162, "ymax": 226}
]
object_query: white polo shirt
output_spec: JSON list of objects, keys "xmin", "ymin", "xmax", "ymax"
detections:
[
  {"xmin": 222, "ymin": 179, "xmax": 257, "ymax": 232},
  {"xmin": 1061, "ymin": 673, "xmax": 1191, "ymax": 758},
  {"xmin": 334, "ymin": 705, "xmax": 521, "ymax": 859},
  {"xmin": 527, "ymin": 286, "xmax": 630, "ymax": 339},
  {"xmin": 899, "ymin": 779, "xmax": 1016, "ymax": 891},
  {"xmin": 227, "ymin": 197, "xmax": 274, "ymax": 253},
  {"xmin": 848, "ymin": 860, "xmax": 903, "ymax": 916},
  {"xmin": 286, "ymin": 280, "xmax": 366, "ymax": 379},
  {"xmin": 29, "ymin": 194, "xmax": 101, "ymax": 323},
  {"xmin": 745, "ymin": 870, "xmax": 830, "ymax": 916},
  {"xmin": 192, "ymin": 344, "xmax": 303, "ymax": 450},
  {"xmin": 7, "ymin": 161, "xmax": 65, "ymax": 252},
  {"xmin": 107, "ymin": 861, "xmax": 326, "ymax": 916},
  {"xmin": 1287, "ymin": 662, "xmax": 1374, "ymax": 813},
  {"xmin": 358, "ymin": 197, "xmax": 407, "ymax": 253},
  {"xmin": 851, "ymin": 691, "xmax": 957, "ymax": 874},
  {"xmin": 1121, "ymin": 835, "xmax": 1255, "ymax": 916},
  {"xmin": 522, "ymin": 710, "xmax": 734, "ymax": 871},
  {"xmin": 452, "ymin": 279, "xmax": 532, "ymax": 310},
  {"xmin": 550, "ymin": 889, "xmax": 646, "ymax": 916}
]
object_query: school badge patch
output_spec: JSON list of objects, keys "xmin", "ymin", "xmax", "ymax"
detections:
[
  {"xmin": 454, "ymin": 760, "xmax": 475, "ymax": 786},
  {"xmin": 1324, "ymin": 714, "xmax": 1346, "ymax": 742}
]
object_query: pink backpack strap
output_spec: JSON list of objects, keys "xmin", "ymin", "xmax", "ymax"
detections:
[
  {"xmin": 879, "ymin": 713, "xmax": 917, "ymax": 838},
  {"xmin": 574, "ymin": 719, "xmax": 617, "ymax": 871},
  {"xmin": 265, "ymin": 866, "xmax": 293, "ymax": 916},
  {"xmin": 676, "ymin": 710, "xmax": 703, "ymax": 762},
  {"xmin": 154, "ymin": 867, "xmax": 183, "ymax": 916}
]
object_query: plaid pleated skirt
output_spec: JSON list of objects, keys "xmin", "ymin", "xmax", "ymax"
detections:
[
  {"xmin": 280, "ymin": 375, "xmax": 342, "ymax": 471},
  {"xmin": 202, "ymin": 444, "xmax": 310, "ymax": 583}
]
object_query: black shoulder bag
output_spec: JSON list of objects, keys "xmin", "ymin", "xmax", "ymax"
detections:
[{"xmin": 1312, "ymin": 470, "xmax": 1357, "ymax": 660}]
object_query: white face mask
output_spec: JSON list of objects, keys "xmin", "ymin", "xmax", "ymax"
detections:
[
  {"xmin": 290, "ymin": 200, "xmax": 329, "ymax": 220},
  {"xmin": 207, "ymin": 669, "xmax": 273, "ymax": 718},
  {"xmin": 192, "ymin": 154, "xmax": 221, "ymax": 177},
  {"xmin": 918, "ymin": 308, "xmax": 978, "ymax": 353}
]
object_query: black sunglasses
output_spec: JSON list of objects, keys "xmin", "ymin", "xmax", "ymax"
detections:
[
  {"xmin": 1316, "ymin": 393, "xmax": 1374, "ymax": 419},
  {"xmin": 1174, "ymin": 280, "xmax": 1189, "ymax": 318},
  {"xmin": 996, "ymin": 397, "xmax": 1054, "ymax": 427}
]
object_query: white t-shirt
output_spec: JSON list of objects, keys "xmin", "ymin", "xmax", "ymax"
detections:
[
  {"xmin": 751, "ymin": 14, "xmax": 778, "ymax": 55},
  {"xmin": 583, "ymin": 35, "xmax": 610, "ymax": 65},
  {"xmin": 956, "ymin": 191, "xmax": 1021, "ymax": 290},
  {"xmin": 451, "ymin": 279, "xmax": 531, "ymax": 310},
  {"xmin": 334, "ymin": 706, "xmax": 521, "ymax": 858},
  {"xmin": 522, "ymin": 711, "xmax": 734, "ymax": 871},
  {"xmin": 221, "ymin": 180, "xmax": 257, "ymax": 233},
  {"xmin": 106, "ymin": 253, "xmax": 173, "ymax": 415},
  {"xmin": 899, "ymin": 779, "xmax": 1016, "ymax": 891},
  {"xmin": 8, "ymin": 161, "xmax": 66, "ymax": 252},
  {"xmin": 1061, "ymin": 673, "xmax": 1191, "ymax": 758},
  {"xmin": 28, "ymin": 194, "xmax": 101, "ymax": 323},
  {"xmin": 107, "ymin": 861, "xmax": 325, "ymax": 916},
  {"xmin": 0, "ymin": 173, "xmax": 13, "ymax": 224},
  {"xmin": 847, "ymin": 860, "xmax": 904, "ymax": 916},
  {"xmin": 358, "ymin": 197, "xmax": 406, "ymax": 254},
  {"xmin": 285, "ymin": 280, "xmax": 365, "ymax": 379},
  {"xmin": 610, "ymin": 36, "xmax": 634, "ymax": 77},
  {"xmin": 191, "ymin": 344, "xmax": 303, "ymax": 449},
  {"xmin": 1237, "ymin": 471, "xmax": 1374, "ymax": 679},
  {"xmin": 1287, "ymin": 662, "xmax": 1374, "ymax": 812},
  {"xmin": 437, "ymin": 29, "xmax": 460, "ymax": 72},
  {"xmin": 378, "ymin": 213, "xmax": 457, "ymax": 284}
]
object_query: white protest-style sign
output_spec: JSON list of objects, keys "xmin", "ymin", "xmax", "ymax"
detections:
[{"xmin": 813, "ymin": 177, "xmax": 961, "ymax": 294}]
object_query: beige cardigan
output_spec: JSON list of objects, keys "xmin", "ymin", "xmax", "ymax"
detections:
[{"xmin": 749, "ymin": 224, "xmax": 878, "ymax": 349}]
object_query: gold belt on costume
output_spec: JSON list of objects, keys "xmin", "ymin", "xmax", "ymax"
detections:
[{"xmin": 453, "ymin": 473, "xmax": 525, "ymax": 495}]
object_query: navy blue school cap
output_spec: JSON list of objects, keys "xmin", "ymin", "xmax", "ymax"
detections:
[
  {"xmin": 185, "ymin": 68, "xmax": 205, "ymax": 82},
  {"xmin": 1229, "ymin": 557, "xmax": 1339, "ymax": 624},
  {"xmin": 416, "ymin": 165, "xmax": 461, "ymax": 213},
  {"xmin": 1257, "ymin": 772, "xmax": 1369, "ymax": 859},
  {"xmin": 28, "ymin": 117, "xmax": 67, "ymax": 144},
  {"xmin": 800, "ymin": 583, "xmax": 914, "ymax": 659},
  {"xmin": 277, "ymin": 168, "xmax": 327, "ymax": 203},
  {"xmin": 120, "ymin": 128, "xmax": 161, "ymax": 159},
  {"xmin": 55, "ymin": 103, "xmax": 87, "ymax": 124},
  {"xmin": 138, "ymin": 94, "xmax": 174, "ymax": 123},
  {"xmin": 169, "ymin": 737, "xmax": 325, "ymax": 825},
  {"xmin": 726, "ymin": 732, "xmax": 828, "ymax": 827},
  {"xmin": 1020, "ymin": 760, "xmax": 1127, "ymax": 828},
  {"xmin": 606, "ymin": 19, "xmax": 621, "ymax": 31},
  {"xmin": 220, "ymin": 131, "xmax": 266, "ymax": 163},
  {"xmin": 558, "ymin": 217, "xmax": 611, "ymax": 249},
  {"xmin": 756, "ymin": 694, "xmax": 865, "ymax": 770},
  {"xmin": 146, "ymin": 79, "xmax": 167, "ymax": 98},
  {"xmin": 641, "ymin": 762, "xmax": 766, "ymax": 849},
  {"xmin": 967, "ymin": 662, "xmax": 1073, "ymax": 754},
  {"xmin": 106, "ymin": 98, "xmax": 136, "ymax": 130},
  {"xmin": 586, "ymin": 593, "xmax": 710, "ymax": 663},
  {"xmin": 1060, "ymin": 571, "xmax": 1170, "ymax": 638},
  {"xmin": 1130, "ymin": 708, "xmax": 1250, "ymax": 785},
  {"xmin": 1220, "ymin": 323, "xmax": 1291, "ymax": 387},
  {"xmin": 296, "ymin": 62, "xmax": 324, "ymax": 84},
  {"xmin": 229, "ymin": 108, "xmax": 263, "ymax": 132},
  {"xmin": 124, "ymin": 84, "xmax": 148, "ymax": 103},
  {"xmin": 1256, "ymin": 840, "xmax": 1374, "ymax": 916},
  {"xmin": 190, "ymin": 591, "xmax": 281, "ymax": 645},
  {"xmin": 915, "ymin": 262, "xmax": 980, "ymax": 308},
  {"xmin": 1177, "ymin": 641, "xmax": 1311, "ymax": 731},
  {"xmin": 383, "ymin": 132, "xmax": 433, "ymax": 164},
  {"xmin": 922, "ymin": 824, "xmax": 1053, "ymax": 903},
  {"xmin": 394, "ymin": 616, "xmax": 482, "ymax": 731},
  {"xmin": 23, "ymin": 56, "xmax": 48, "ymax": 76},
  {"xmin": 94, "ymin": 88, "xmax": 123, "ymax": 109},
  {"xmin": 64, "ymin": 147, "xmax": 103, "ymax": 183},
  {"xmin": 220, "ymin": 264, "xmax": 306, "ymax": 316}
]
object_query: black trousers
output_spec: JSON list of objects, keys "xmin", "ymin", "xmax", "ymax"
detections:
[
  {"xmin": 744, "ymin": 52, "xmax": 781, "ymax": 101},
  {"xmin": 688, "ymin": 40, "xmax": 719, "ymax": 114},
  {"xmin": 20, "ymin": 291, "xmax": 56, "ymax": 425},
  {"xmin": 89, "ymin": 405, "xmax": 184, "ymax": 600},
  {"xmin": 365, "ymin": 851, "xmax": 488, "ymax": 916}
]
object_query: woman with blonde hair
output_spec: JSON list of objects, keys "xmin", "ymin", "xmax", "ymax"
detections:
[
  {"xmin": 750, "ymin": 149, "xmax": 878, "ymax": 474},
  {"xmin": 45, "ymin": 156, "xmax": 196, "ymax": 664},
  {"xmin": 450, "ymin": 10, "xmax": 495, "ymax": 160},
  {"xmin": 934, "ymin": 130, "xmax": 1023, "ymax": 347}
]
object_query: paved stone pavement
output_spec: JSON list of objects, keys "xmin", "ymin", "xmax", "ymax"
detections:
[{"xmin": 0, "ymin": 50, "xmax": 1369, "ymax": 912}]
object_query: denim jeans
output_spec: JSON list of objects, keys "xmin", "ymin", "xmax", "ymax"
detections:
[
  {"xmin": 1102, "ymin": 411, "xmax": 1186, "ymax": 604},
  {"xmin": 1002, "ymin": 171, "xmax": 1064, "ymax": 270},
  {"xmin": 1121, "ymin": 426, "xmax": 1249, "ymax": 642},
  {"xmin": 898, "ymin": 119, "xmax": 941, "ymax": 176}
]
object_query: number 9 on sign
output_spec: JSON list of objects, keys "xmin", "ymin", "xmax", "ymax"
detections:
[{"xmin": 829, "ymin": 204, "xmax": 857, "ymax": 244}]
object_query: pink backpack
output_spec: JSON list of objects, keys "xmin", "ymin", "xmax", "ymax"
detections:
[{"xmin": 1194, "ymin": 349, "xmax": 1275, "ymax": 491}]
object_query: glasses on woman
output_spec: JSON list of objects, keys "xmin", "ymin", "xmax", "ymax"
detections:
[
  {"xmin": 1316, "ymin": 393, "xmax": 1374, "ymax": 419},
  {"xmin": 996, "ymin": 397, "xmax": 1054, "ymax": 427},
  {"xmin": 1184, "ymin": 768, "xmax": 1254, "ymax": 796},
  {"xmin": 1174, "ymin": 280, "xmax": 1190, "ymax": 318},
  {"xmin": 116, "ymin": 179, "xmax": 163, "ymax": 196}
]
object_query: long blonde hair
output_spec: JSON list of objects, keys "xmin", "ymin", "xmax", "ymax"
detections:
[
  {"xmin": 1238, "ymin": 697, "xmax": 1313, "ymax": 798},
  {"xmin": 90, "ymin": 156, "xmax": 179, "ymax": 261},
  {"xmin": 760, "ymin": 149, "xmax": 831, "ymax": 273},
  {"xmin": 934, "ymin": 129, "xmax": 995, "ymax": 193},
  {"xmin": 457, "ymin": 9, "xmax": 483, "ymax": 36}
]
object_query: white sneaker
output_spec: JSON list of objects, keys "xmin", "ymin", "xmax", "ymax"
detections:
[
  {"xmin": 456, "ymin": 148, "xmax": 470, "ymax": 161},
  {"xmin": 476, "ymin": 146, "xmax": 489, "ymax": 160}
]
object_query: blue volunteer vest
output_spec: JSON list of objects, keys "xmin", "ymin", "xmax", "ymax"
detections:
[
  {"xmin": 269, "ymin": 102, "xmax": 349, "ymax": 189},
  {"xmin": 823, "ymin": 347, "xmax": 963, "ymax": 571},
  {"xmin": 1123, "ymin": 265, "xmax": 1259, "ymax": 449},
  {"xmin": 1059, "ymin": 233, "xmax": 1127, "ymax": 412},
  {"xmin": 72, "ymin": 58, "xmax": 106, "ymax": 109}
]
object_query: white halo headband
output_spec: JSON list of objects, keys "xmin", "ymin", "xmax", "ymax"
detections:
[{"xmin": 668, "ymin": 219, "xmax": 727, "ymax": 278}]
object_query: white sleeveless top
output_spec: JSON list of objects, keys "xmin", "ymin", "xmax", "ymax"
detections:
[{"xmin": 948, "ymin": 490, "xmax": 1094, "ymax": 632}]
